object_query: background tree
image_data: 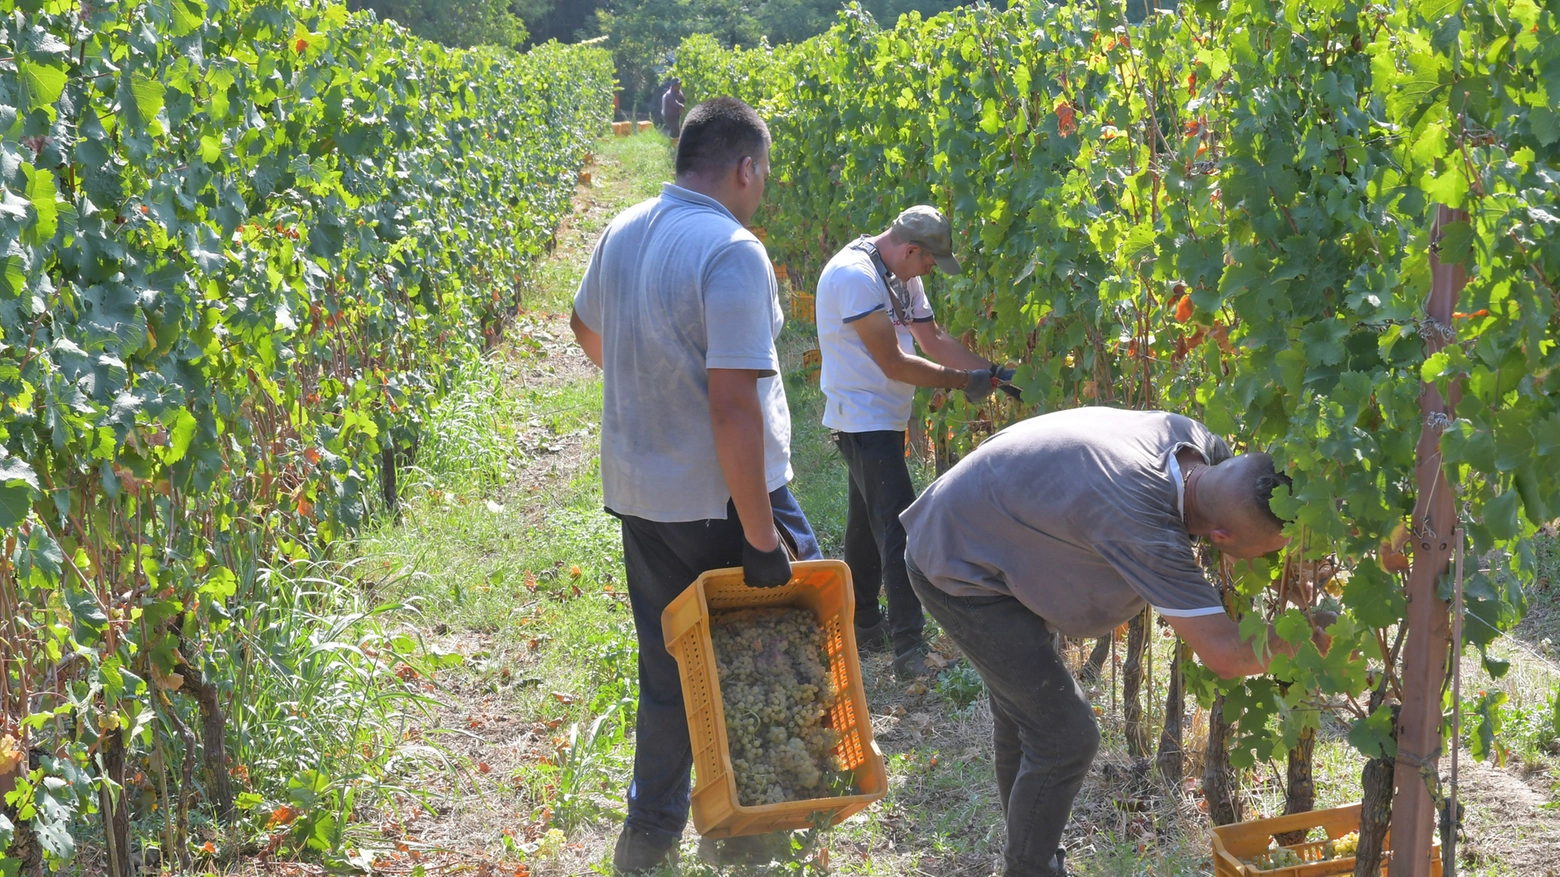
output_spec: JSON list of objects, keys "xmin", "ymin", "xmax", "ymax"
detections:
[
  {"xmin": 600, "ymin": 0, "xmax": 994, "ymax": 117},
  {"xmin": 349, "ymin": 0, "xmax": 528, "ymax": 49},
  {"xmin": 514, "ymin": 0, "xmax": 607, "ymax": 44}
]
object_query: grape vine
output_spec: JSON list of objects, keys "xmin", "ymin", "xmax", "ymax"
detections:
[
  {"xmin": 677, "ymin": 0, "xmax": 1557, "ymax": 773},
  {"xmin": 0, "ymin": 0, "xmax": 610, "ymax": 869}
]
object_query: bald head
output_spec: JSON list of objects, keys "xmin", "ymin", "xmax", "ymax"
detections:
[{"xmin": 1185, "ymin": 452, "xmax": 1293, "ymax": 559}]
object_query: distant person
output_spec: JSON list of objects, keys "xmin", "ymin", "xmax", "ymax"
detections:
[
  {"xmin": 901, "ymin": 407, "xmax": 1335, "ymax": 877},
  {"xmin": 814, "ymin": 205, "xmax": 1009, "ymax": 678},
  {"xmin": 570, "ymin": 97, "xmax": 821, "ymax": 875},
  {"xmin": 662, "ymin": 79, "xmax": 685, "ymax": 138}
]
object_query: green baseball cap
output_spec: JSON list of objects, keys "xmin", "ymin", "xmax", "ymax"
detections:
[{"xmin": 891, "ymin": 205, "xmax": 962, "ymax": 275}]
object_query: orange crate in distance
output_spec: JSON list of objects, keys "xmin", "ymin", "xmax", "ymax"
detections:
[
  {"xmin": 790, "ymin": 290, "xmax": 815, "ymax": 324},
  {"xmin": 661, "ymin": 560, "xmax": 887, "ymax": 838},
  {"xmin": 802, "ymin": 348, "xmax": 822, "ymax": 383},
  {"xmin": 637, "ymin": 120, "xmax": 652, "ymax": 133},
  {"xmin": 1210, "ymin": 804, "xmax": 1442, "ymax": 877}
]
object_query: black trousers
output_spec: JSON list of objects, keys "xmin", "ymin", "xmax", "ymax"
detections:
[
  {"xmin": 908, "ymin": 561, "xmax": 1099, "ymax": 877},
  {"xmin": 833, "ymin": 429, "xmax": 925, "ymax": 654}
]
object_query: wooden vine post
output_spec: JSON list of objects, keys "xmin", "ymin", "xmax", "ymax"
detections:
[{"xmin": 1387, "ymin": 204, "xmax": 1467, "ymax": 877}]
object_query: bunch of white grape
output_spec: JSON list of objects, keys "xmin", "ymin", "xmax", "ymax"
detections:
[
  {"xmin": 1325, "ymin": 831, "xmax": 1360, "ymax": 858},
  {"xmin": 1245, "ymin": 847, "xmax": 1306, "ymax": 870},
  {"xmin": 710, "ymin": 608, "xmax": 853, "ymax": 806}
]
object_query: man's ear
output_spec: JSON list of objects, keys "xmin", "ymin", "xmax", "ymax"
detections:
[
  {"xmin": 736, "ymin": 155, "xmax": 755, "ymax": 186},
  {"xmin": 1207, "ymin": 528, "xmax": 1236, "ymax": 548}
]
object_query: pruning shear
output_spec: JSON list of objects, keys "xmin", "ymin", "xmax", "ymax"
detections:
[{"xmin": 993, "ymin": 365, "xmax": 1022, "ymax": 401}]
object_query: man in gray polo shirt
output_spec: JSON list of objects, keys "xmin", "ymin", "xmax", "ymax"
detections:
[
  {"xmin": 571, "ymin": 97, "xmax": 821, "ymax": 874},
  {"xmin": 901, "ymin": 407, "xmax": 1335, "ymax": 876}
]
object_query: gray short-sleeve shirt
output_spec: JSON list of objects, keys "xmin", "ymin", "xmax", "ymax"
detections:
[
  {"xmin": 574, "ymin": 183, "xmax": 793, "ymax": 522},
  {"xmin": 901, "ymin": 407, "xmax": 1231, "ymax": 638}
]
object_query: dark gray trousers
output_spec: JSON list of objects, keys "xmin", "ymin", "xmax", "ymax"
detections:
[
  {"xmin": 908, "ymin": 560, "xmax": 1099, "ymax": 877},
  {"xmin": 833, "ymin": 429, "xmax": 925, "ymax": 654}
]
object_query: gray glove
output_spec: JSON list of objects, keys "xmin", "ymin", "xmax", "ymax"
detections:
[
  {"xmin": 963, "ymin": 367, "xmax": 998, "ymax": 402},
  {"xmin": 743, "ymin": 537, "xmax": 792, "ymax": 588}
]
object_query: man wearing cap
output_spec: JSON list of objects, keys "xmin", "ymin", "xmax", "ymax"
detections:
[{"xmin": 815, "ymin": 206, "xmax": 1006, "ymax": 679}]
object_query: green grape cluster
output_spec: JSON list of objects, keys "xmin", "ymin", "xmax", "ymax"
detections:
[
  {"xmin": 1245, "ymin": 847, "xmax": 1306, "ymax": 871},
  {"xmin": 710, "ymin": 608, "xmax": 852, "ymax": 805},
  {"xmin": 1326, "ymin": 831, "xmax": 1360, "ymax": 858}
]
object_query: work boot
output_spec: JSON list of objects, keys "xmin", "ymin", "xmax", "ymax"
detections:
[
  {"xmin": 612, "ymin": 826, "xmax": 678, "ymax": 875},
  {"xmin": 854, "ymin": 618, "xmax": 890, "ymax": 653},
  {"xmin": 892, "ymin": 645, "xmax": 930, "ymax": 680}
]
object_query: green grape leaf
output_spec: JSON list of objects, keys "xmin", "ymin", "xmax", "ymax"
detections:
[
  {"xmin": 1483, "ymin": 489, "xmax": 1520, "ymax": 540},
  {"xmin": 1437, "ymin": 220, "xmax": 1472, "ymax": 265},
  {"xmin": 1274, "ymin": 609, "xmax": 1312, "ymax": 645},
  {"xmin": 0, "ymin": 457, "xmax": 39, "ymax": 528},
  {"xmin": 17, "ymin": 59, "xmax": 67, "ymax": 115},
  {"xmin": 1531, "ymin": 105, "xmax": 1559, "ymax": 147},
  {"xmin": 1348, "ymin": 705, "xmax": 1398, "ymax": 759},
  {"xmin": 1342, "ymin": 564, "xmax": 1406, "ymax": 629},
  {"xmin": 123, "ymin": 72, "xmax": 168, "ymax": 136}
]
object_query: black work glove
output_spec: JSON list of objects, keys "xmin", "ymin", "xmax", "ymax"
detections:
[
  {"xmin": 994, "ymin": 366, "xmax": 1023, "ymax": 401},
  {"xmin": 963, "ymin": 367, "xmax": 997, "ymax": 402},
  {"xmin": 743, "ymin": 537, "xmax": 792, "ymax": 588}
]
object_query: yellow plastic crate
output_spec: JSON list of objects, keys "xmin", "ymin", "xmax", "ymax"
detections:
[
  {"xmin": 661, "ymin": 559, "xmax": 887, "ymax": 838},
  {"xmin": 802, "ymin": 348, "xmax": 822, "ymax": 384},
  {"xmin": 1211, "ymin": 804, "xmax": 1442, "ymax": 877},
  {"xmin": 790, "ymin": 290, "xmax": 815, "ymax": 324}
]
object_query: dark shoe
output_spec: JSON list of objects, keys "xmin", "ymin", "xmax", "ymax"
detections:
[
  {"xmin": 612, "ymin": 826, "xmax": 678, "ymax": 874},
  {"xmin": 854, "ymin": 618, "xmax": 890, "ymax": 653},
  {"xmin": 1052, "ymin": 845, "xmax": 1069, "ymax": 876},
  {"xmin": 892, "ymin": 647, "xmax": 930, "ymax": 680}
]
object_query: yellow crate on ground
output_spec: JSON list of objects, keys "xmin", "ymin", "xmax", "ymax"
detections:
[
  {"xmin": 790, "ymin": 290, "xmax": 815, "ymax": 324},
  {"xmin": 1211, "ymin": 804, "xmax": 1442, "ymax": 877},
  {"xmin": 637, "ymin": 120, "xmax": 652, "ymax": 133},
  {"xmin": 802, "ymin": 348, "xmax": 822, "ymax": 383},
  {"xmin": 661, "ymin": 560, "xmax": 887, "ymax": 838}
]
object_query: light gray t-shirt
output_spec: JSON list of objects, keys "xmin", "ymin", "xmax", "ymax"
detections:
[
  {"xmin": 901, "ymin": 407, "xmax": 1232, "ymax": 638},
  {"xmin": 574, "ymin": 183, "xmax": 793, "ymax": 522}
]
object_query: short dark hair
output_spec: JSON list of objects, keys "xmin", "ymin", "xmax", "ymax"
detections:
[
  {"xmin": 1251, "ymin": 456, "xmax": 1295, "ymax": 529},
  {"xmin": 675, "ymin": 97, "xmax": 769, "ymax": 177}
]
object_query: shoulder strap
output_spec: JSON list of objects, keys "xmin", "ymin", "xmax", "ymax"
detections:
[{"xmin": 847, "ymin": 237, "xmax": 912, "ymax": 325}]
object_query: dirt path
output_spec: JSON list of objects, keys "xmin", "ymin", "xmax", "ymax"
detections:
[{"xmin": 1459, "ymin": 757, "xmax": 1560, "ymax": 876}]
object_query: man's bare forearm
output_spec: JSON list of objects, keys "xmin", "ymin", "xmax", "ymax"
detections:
[
  {"xmin": 570, "ymin": 308, "xmax": 603, "ymax": 368},
  {"xmin": 708, "ymin": 368, "xmax": 778, "ymax": 551},
  {"xmin": 882, "ymin": 354, "xmax": 969, "ymax": 389},
  {"xmin": 912, "ymin": 322, "xmax": 992, "ymax": 371},
  {"xmin": 1166, "ymin": 611, "xmax": 1334, "ymax": 679}
]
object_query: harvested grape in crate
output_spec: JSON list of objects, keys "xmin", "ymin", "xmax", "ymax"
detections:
[
  {"xmin": 661, "ymin": 559, "xmax": 887, "ymax": 838},
  {"xmin": 710, "ymin": 608, "xmax": 857, "ymax": 805}
]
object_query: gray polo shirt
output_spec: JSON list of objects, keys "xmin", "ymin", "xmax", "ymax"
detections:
[
  {"xmin": 574, "ymin": 183, "xmax": 793, "ymax": 522},
  {"xmin": 901, "ymin": 408, "xmax": 1231, "ymax": 638}
]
